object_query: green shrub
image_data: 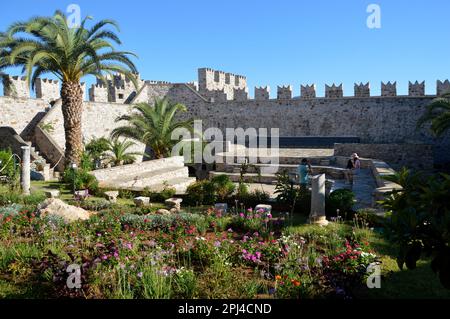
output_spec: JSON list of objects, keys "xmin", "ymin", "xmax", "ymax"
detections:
[
  {"xmin": 63, "ymin": 167, "xmax": 99, "ymax": 194},
  {"xmin": 142, "ymin": 183, "xmax": 177, "ymax": 203},
  {"xmin": 326, "ymin": 189, "xmax": 355, "ymax": 218},
  {"xmin": 0, "ymin": 148, "xmax": 20, "ymax": 187},
  {"xmin": 210, "ymin": 175, "xmax": 235, "ymax": 202},
  {"xmin": 239, "ymin": 189, "xmax": 270, "ymax": 207},
  {"xmin": 185, "ymin": 180, "xmax": 216, "ymax": 206},
  {"xmin": 85, "ymin": 137, "xmax": 110, "ymax": 162}
]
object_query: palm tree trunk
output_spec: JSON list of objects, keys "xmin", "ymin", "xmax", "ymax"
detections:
[{"xmin": 61, "ymin": 81, "xmax": 84, "ymax": 167}]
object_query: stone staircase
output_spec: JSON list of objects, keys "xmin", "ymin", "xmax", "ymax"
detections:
[
  {"xmin": 90, "ymin": 156, "xmax": 196, "ymax": 194},
  {"xmin": 210, "ymin": 151, "xmax": 345, "ymax": 185},
  {"xmin": 29, "ymin": 143, "xmax": 59, "ymax": 181}
]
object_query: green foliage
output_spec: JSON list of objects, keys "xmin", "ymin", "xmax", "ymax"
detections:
[
  {"xmin": 326, "ymin": 189, "xmax": 355, "ymax": 218},
  {"xmin": 185, "ymin": 176, "xmax": 235, "ymax": 206},
  {"xmin": 274, "ymin": 170, "xmax": 311, "ymax": 214},
  {"xmin": 63, "ymin": 167, "xmax": 99, "ymax": 194},
  {"xmin": 142, "ymin": 183, "xmax": 176, "ymax": 203},
  {"xmin": 380, "ymin": 168, "xmax": 450, "ymax": 288},
  {"xmin": 274, "ymin": 170, "xmax": 297, "ymax": 204},
  {"xmin": 417, "ymin": 93, "xmax": 450, "ymax": 137},
  {"xmin": 0, "ymin": 11, "xmax": 138, "ymax": 89},
  {"xmin": 0, "ymin": 149, "xmax": 19, "ymax": 183},
  {"xmin": 111, "ymin": 98, "xmax": 194, "ymax": 159},
  {"xmin": 210, "ymin": 175, "xmax": 235, "ymax": 202},
  {"xmin": 239, "ymin": 189, "xmax": 270, "ymax": 207},
  {"xmin": 85, "ymin": 137, "xmax": 110, "ymax": 163},
  {"xmin": 104, "ymin": 137, "xmax": 142, "ymax": 166}
]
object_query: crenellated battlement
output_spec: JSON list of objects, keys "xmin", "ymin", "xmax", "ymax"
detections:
[
  {"xmin": 198, "ymin": 67, "xmax": 248, "ymax": 100},
  {"xmin": 325, "ymin": 84, "xmax": 343, "ymax": 98},
  {"xmin": 409, "ymin": 81, "xmax": 425, "ymax": 97},
  {"xmin": 277, "ymin": 85, "xmax": 293, "ymax": 100},
  {"xmin": 437, "ymin": 80, "xmax": 450, "ymax": 96},
  {"xmin": 255, "ymin": 86, "xmax": 270, "ymax": 101},
  {"xmin": 35, "ymin": 78, "xmax": 60, "ymax": 102},
  {"xmin": 2, "ymin": 75, "xmax": 30, "ymax": 98},
  {"xmin": 301, "ymin": 84, "xmax": 316, "ymax": 99},
  {"xmin": 381, "ymin": 81, "xmax": 397, "ymax": 97},
  {"xmin": 354, "ymin": 82, "xmax": 370, "ymax": 97}
]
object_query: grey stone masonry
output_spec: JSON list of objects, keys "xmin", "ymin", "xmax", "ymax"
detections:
[
  {"xmin": 381, "ymin": 82, "xmax": 397, "ymax": 97},
  {"xmin": 88, "ymin": 84, "xmax": 109, "ymax": 102},
  {"xmin": 301, "ymin": 84, "xmax": 316, "ymax": 99},
  {"xmin": 325, "ymin": 84, "xmax": 343, "ymax": 98},
  {"xmin": 198, "ymin": 68, "xmax": 247, "ymax": 100},
  {"xmin": 2, "ymin": 75, "xmax": 30, "ymax": 98},
  {"xmin": 437, "ymin": 80, "xmax": 450, "ymax": 96},
  {"xmin": 354, "ymin": 82, "xmax": 370, "ymax": 97},
  {"xmin": 409, "ymin": 81, "xmax": 425, "ymax": 96},
  {"xmin": 277, "ymin": 85, "xmax": 292, "ymax": 100},
  {"xmin": 233, "ymin": 88, "xmax": 248, "ymax": 101},
  {"xmin": 255, "ymin": 86, "xmax": 270, "ymax": 100},
  {"xmin": 35, "ymin": 78, "xmax": 60, "ymax": 103}
]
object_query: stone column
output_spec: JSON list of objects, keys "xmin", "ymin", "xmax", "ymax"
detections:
[
  {"xmin": 21, "ymin": 146, "xmax": 31, "ymax": 195},
  {"xmin": 309, "ymin": 174, "xmax": 329, "ymax": 226}
]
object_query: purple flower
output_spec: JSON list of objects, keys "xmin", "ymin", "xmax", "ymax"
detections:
[
  {"xmin": 137, "ymin": 272, "xmax": 143, "ymax": 278},
  {"xmin": 214, "ymin": 241, "xmax": 221, "ymax": 247},
  {"xmin": 228, "ymin": 228, "xmax": 233, "ymax": 233}
]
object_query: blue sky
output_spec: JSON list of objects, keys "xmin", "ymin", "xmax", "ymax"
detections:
[{"xmin": 1, "ymin": 0, "xmax": 449, "ymax": 97}]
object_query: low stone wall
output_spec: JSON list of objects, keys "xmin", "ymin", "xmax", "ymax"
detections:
[
  {"xmin": 0, "ymin": 127, "xmax": 29, "ymax": 155},
  {"xmin": 334, "ymin": 143, "xmax": 434, "ymax": 170},
  {"xmin": 34, "ymin": 126, "xmax": 65, "ymax": 172},
  {"xmin": 369, "ymin": 159, "xmax": 402, "ymax": 206},
  {"xmin": 0, "ymin": 96, "xmax": 49, "ymax": 138}
]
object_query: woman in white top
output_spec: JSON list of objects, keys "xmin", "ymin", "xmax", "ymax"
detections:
[{"xmin": 352, "ymin": 153, "xmax": 361, "ymax": 176}]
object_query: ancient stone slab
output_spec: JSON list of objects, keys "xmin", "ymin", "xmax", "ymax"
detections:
[
  {"xmin": 38, "ymin": 198, "xmax": 93, "ymax": 223},
  {"xmin": 309, "ymin": 174, "xmax": 329, "ymax": 226},
  {"xmin": 45, "ymin": 190, "xmax": 60, "ymax": 198},
  {"xmin": 134, "ymin": 196, "xmax": 150, "ymax": 207},
  {"xmin": 104, "ymin": 191, "xmax": 119, "ymax": 203}
]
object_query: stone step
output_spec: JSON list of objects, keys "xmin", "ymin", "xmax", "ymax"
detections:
[
  {"xmin": 104, "ymin": 166, "xmax": 189, "ymax": 189},
  {"xmin": 216, "ymin": 155, "xmax": 335, "ymax": 166},
  {"xmin": 211, "ymin": 165, "xmax": 347, "ymax": 184},
  {"xmin": 120, "ymin": 177, "xmax": 197, "ymax": 194}
]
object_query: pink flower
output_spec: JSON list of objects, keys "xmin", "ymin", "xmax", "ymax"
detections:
[{"xmin": 239, "ymin": 213, "xmax": 245, "ymax": 218}]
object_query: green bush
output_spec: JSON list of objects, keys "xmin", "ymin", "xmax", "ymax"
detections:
[
  {"xmin": 239, "ymin": 189, "xmax": 270, "ymax": 207},
  {"xmin": 63, "ymin": 167, "xmax": 99, "ymax": 194},
  {"xmin": 210, "ymin": 175, "xmax": 235, "ymax": 202},
  {"xmin": 85, "ymin": 137, "xmax": 110, "ymax": 163},
  {"xmin": 0, "ymin": 148, "xmax": 19, "ymax": 185},
  {"xmin": 326, "ymin": 189, "xmax": 355, "ymax": 218},
  {"xmin": 142, "ymin": 184, "xmax": 177, "ymax": 203}
]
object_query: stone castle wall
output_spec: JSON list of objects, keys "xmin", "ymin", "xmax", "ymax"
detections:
[{"xmin": 1, "ymin": 68, "xmax": 450, "ymax": 167}]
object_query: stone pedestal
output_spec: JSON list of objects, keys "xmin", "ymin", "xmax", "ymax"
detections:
[
  {"xmin": 134, "ymin": 197, "xmax": 150, "ymax": 207},
  {"xmin": 21, "ymin": 146, "xmax": 31, "ymax": 195},
  {"xmin": 104, "ymin": 191, "xmax": 119, "ymax": 203},
  {"xmin": 309, "ymin": 174, "xmax": 329, "ymax": 226},
  {"xmin": 165, "ymin": 198, "xmax": 182, "ymax": 213}
]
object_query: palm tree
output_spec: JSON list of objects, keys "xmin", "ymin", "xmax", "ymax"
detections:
[
  {"xmin": 417, "ymin": 93, "xmax": 450, "ymax": 137},
  {"xmin": 0, "ymin": 11, "xmax": 138, "ymax": 166},
  {"xmin": 104, "ymin": 137, "xmax": 142, "ymax": 166},
  {"xmin": 111, "ymin": 98, "xmax": 194, "ymax": 159}
]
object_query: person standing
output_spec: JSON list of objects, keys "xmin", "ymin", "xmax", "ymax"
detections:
[
  {"xmin": 298, "ymin": 158, "xmax": 312, "ymax": 189},
  {"xmin": 345, "ymin": 156, "xmax": 355, "ymax": 184}
]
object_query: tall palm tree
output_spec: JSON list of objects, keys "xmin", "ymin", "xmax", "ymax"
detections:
[
  {"xmin": 111, "ymin": 98, "xmax": 194, "ymax": 159},
  {"xmin": 417, "ymin": 93, "xmax": 450, "ymax": 137},
  {"xmin": 0, "ymin": 11, "xmax": 138, "ymax": 166},
  {"xmin": 105, "ymin": 137, "xmax": 142, "ymax": 166}
]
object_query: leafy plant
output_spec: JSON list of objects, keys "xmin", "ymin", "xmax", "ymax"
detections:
[
  {"xmin": 417, "ymin": 92, "xmax": 450, "ymax": 137},
  {"xmin": 0, "ymin": 10, "xmax": 138, "ymax": 165},
  {"xmin": 326, "ymin": 189, "xmax": 355, "ymax": 219},
  {"xmin": 111, "ymin": 98, "xmax": 194, "ymax": 159},
  {"xmin": 85, "ymin": 137, "xmax": 110, "ymax": 165},
  {"xmin": 380, "ymin": 168, "xmax": 450, "ymax": 288},
  {"xmin": 104, "ymin": 137, "xmax": 142, "ymax": 166}
]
